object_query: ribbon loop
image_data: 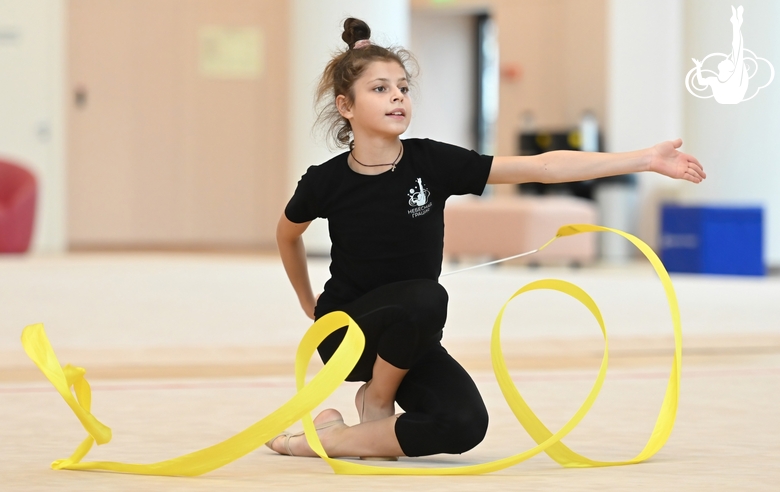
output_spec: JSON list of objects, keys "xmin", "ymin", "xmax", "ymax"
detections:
[{"xmin": 21, "ymin": 224, "xmax": 681, "ymax": 476}]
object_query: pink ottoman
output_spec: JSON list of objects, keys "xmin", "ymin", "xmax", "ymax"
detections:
[{"xmin": 443, "ymin": 195, "xmax": 597, "ymax": 266}]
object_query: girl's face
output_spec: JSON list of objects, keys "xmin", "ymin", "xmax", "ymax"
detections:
[{"xmin": 337, "ymin": 60, "xmax": 412, "ymax": 140}]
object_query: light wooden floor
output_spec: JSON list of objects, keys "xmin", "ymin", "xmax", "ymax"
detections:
[{"xmin": 1, "ymin": 253, "xmax": 779, "ymax": 491}]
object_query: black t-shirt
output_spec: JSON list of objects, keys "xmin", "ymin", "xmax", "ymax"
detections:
[{"xmin": 285, "ymin": 138, "xmax": 493, "ymax": 314}]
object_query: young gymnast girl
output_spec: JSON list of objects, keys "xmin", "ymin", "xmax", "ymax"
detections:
[{"xmin": 268, "ymin": 18, "xmax": 705, "ymax": 460}]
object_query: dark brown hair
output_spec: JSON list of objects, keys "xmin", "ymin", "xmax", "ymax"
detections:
[{"xmin": 314, "ymin": 18, "xmax": 418, "ymax": 149}]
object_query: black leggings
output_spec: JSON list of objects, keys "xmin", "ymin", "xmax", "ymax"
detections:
[{"xmin": 314, "ymin": 279, "xmax": 489, "ymax": 457}]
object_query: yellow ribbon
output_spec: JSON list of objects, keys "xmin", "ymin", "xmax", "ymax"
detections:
[{"xmin": 20, "ymin": 224, "xmax": 681, "ymax": 476}]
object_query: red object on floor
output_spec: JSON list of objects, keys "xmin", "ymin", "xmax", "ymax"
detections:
[{"xmin": 0, "ymin": 159, "xmax": 37, "ymax": 253}]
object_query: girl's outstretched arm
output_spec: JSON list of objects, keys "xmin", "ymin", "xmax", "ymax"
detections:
[
  {"xmin": 487, "ymin": 138, "xmax": 705, "ymax": 185},
  {"xmin": 276, "ymin": 214, "xmax": 317, "ymax": 320}
]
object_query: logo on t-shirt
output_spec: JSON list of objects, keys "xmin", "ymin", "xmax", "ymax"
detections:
[{"xmin": 407, "ymin": 177, "xmax": 432, "ymax": 218}]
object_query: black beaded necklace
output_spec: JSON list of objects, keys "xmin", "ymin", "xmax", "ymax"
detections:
[{"xmin": 350, "ymin": 143, "xmax": 403, "ymax": 172}]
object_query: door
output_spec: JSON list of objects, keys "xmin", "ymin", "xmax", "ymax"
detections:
[{"xmin": 67, "ymin": 0, "xmax": 288, "ymax": 249}]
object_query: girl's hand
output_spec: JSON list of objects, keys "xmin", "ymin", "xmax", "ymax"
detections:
[
  {"xmin": 303, "ymin": 293, "xmax": 321, "ymax": 321},
  {"xmin": 648, "ymin": 138, "xmax": 706, "ymax": 183}
]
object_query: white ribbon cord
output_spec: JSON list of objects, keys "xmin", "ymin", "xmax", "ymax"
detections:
[{"xmin": 440, "ymin": 249, "xmax": 539, "ymax": 277}]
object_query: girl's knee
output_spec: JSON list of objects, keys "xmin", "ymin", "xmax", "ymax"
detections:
[
  {"xmin": 439, "ymin": 403, "xmax": 489, "ymax": 454},
  {"xmin": 407, "ymin": 279, "xmax": 448, "ymax": 328}
]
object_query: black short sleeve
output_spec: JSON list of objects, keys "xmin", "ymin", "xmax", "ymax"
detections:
[
  {"xmin": 423, "ymin": 139, "xmax": 493, "ymax": 197},
  {"xmin": 284, "ymin": 166, "xmax": 320, "ymax": 223}
]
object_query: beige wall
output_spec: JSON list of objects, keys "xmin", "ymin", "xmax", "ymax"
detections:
[
  {"xmin": 64, "ymin": 0, "xmax": 605, "ymax": 250},
  {"xmin": 67, "ymin": 0, "xmax": 289, "ymax": 249},
  {"xmin": 412, "ymin": 0, "xmax": 607, "ymax": 158}
]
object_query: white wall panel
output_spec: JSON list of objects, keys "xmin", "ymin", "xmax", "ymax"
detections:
[
  {"xmin": 289, "ymin": 0, "xmax": 410, "ymax": 254},
  {"xmin": 0, "ymin": 0, "xmax": 66, "ymax": 253}
]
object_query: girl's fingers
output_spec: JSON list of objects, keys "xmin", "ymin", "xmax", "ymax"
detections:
[
  {"xmin": 679, "ymin": 152, "xmax": 705, "ymax": 179},
  {"xmin": 687, "ymin": 160, "xmax": 705, "ymax": 176},
  {"xmin": 686, "ymin": 167, "xmax": 703, "ymax": 183},
  {"xmin": 684, "ymin": 152, "xmax": 702, "ymax": 167},
  {"xmin": 691, "ymin": 160, "xmax": 706, "ymax": 178}
]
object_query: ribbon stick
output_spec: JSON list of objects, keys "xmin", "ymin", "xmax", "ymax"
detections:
[{"xmin": 21, "ymin": 224, "xmax": 681, "ymax": 476}]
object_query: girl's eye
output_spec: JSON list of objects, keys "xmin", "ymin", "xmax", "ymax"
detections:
[
  {"xmin": 400, "ymin": 87, "xmax": 409, "ymax": 94},
  {"xmin": 374, "ymin": 86, "xmax": 386, "ymax": 92}
]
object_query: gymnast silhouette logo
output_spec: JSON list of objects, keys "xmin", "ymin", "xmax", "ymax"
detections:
[
  {"xmin": 685, "ymin": 5, "xmax": 774, "ymax": 104},
  {"xmin": 408, "ymin": 177, "xmax": 430, "ymax": 207},
  {"xmin": 407, "ymin": 177, "xmax": 432, "ymax": 218}
]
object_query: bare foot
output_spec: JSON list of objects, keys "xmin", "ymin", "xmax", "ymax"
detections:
[
  {"xmin": 356, "ymin": 381, "xmax": 396, "ymax": 423},
  {"xmin": 268, "ymin": 408, "xmax": 347, "ymax": 457}
]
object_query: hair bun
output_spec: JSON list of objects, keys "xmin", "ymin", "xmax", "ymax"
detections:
[{"xmin": 342, "ymin": 18, "xmax": 371, "ymax": 49}]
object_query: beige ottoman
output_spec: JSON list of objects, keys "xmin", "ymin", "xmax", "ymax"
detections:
[{"xmin": 443, "ymin": 195, "xmax": 598, "ymax": 266}]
